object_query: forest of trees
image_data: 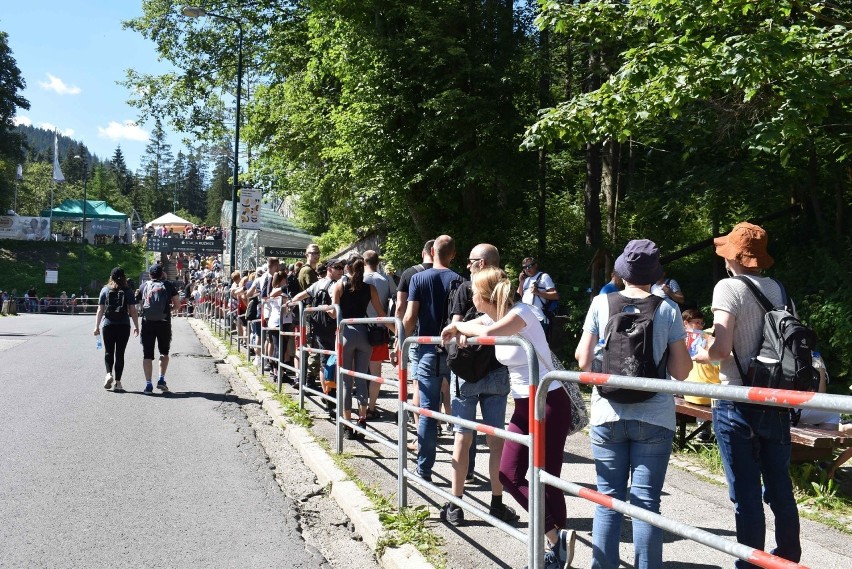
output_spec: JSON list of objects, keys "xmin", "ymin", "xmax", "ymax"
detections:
[
  {"xmin": 1, "ymin": 3, "xmax": 850, "ymax": 382},
  {"xmin": 3, "ymin": 121, "xmax": 230, "ymax": 228}
]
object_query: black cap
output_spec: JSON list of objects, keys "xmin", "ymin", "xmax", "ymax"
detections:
[
  {"xmin": 110, "ymin": 267, "xmax": 126, "ymax": 281},
  {"xmin": 149, "ymin": 264, "xmax": 164, "ymax": 278}
]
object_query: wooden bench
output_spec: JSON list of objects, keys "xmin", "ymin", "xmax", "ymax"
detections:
[{"xmin": 674, "ymin": 397, "xmax": 852, "ymax": 473}]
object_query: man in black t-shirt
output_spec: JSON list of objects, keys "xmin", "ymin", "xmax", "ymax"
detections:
[{"xmin": 140, "ymin": 264, "xmax": 180, "ymax": 393}]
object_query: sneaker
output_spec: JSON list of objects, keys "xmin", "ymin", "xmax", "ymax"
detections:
[
  {"xmin": 439, "ymin": 502, "xmax": 465, "ymax": 527},
  {"xmin": 345, "ymin": 427, "xmax": 359, "ymax": 440},
  {"xmin": 113, "ymin": 381, "xmax": 124, "ymax": 392},
  {"xmin": 414, "ymin": 467, "xmax": 432, "ymax": 482},
  {"xmin": 156, "ymin": 379, "xmax": 169, "ymax": 392},
  {"xmin": 465, "ymin": 472, "xmax": 475, "ymax": 484},
  {"xmin": 365, "ymin": 408, "xmax": 381, "ymax": 421},
  {"xmin": 103, "ymin": 373, "xmax": 113, "ymax": 390},
  {"xmin": 554, "ymin": 528, "xmax": 576, "ymax": 568},
  {"xmin": 489, "ymin": 503, "xmax": 520, "ymax": 523},
  {"xmin": 144, "ymin": 382, "xmax": 154, "ymax": 393},
  {"xmin": 543, "ymin": 548, "xmax": 562, "ymax": 569}
]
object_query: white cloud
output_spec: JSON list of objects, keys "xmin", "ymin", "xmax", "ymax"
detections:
[
  {"xmin": 39, "ymin": 73, "xmax": 82, "ymax": 95},
  {"xmin": 12, "ymin": 115, "xmax": 32, "ymax": 126},
  {"xmin": 97, "ymin": 120, "xmax": 149, "ymax": 142},
  {"xmin": 37, "ymin": 122, "xmax": 74, "ymax": 137}
]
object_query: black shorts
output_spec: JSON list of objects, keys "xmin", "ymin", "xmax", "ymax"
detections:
[{"xmin": 141, "ymin": 319, "xmax": 172, "ymax": 360}]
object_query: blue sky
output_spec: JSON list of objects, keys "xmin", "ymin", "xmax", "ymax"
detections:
[{"xmin": 3, "ymin": 2, "xmax": 183, "ymax": 171}]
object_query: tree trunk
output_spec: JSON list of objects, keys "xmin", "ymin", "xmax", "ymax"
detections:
[
  {"xmin": 585, "ymin": 141, "xmax": 603, "ymax": 293},
  {"xmin": 602, "ymin": 138, "xmax": 620, "ymax": 245},
  {"xmin": 537, "ymin": 28, "xmax": 551, "ymax": 259}
]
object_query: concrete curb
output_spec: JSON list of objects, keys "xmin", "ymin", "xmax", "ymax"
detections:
[{"xmin": 191, "ymin": 320, "xmax": 434, "ymax": 569}]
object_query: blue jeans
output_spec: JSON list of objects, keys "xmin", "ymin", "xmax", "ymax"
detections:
[
  {"xmin": 415, "ymin": 345, "xmax": 449, "ymax": 477},
  {"xmin": 713, "ymin": 400, "xmax": 800, "ymax": 567},
  {"xmin": 450, "ymin": 366, "xmax": 510, "ymax": 434},
  {"xmin": 590, "ymin": 420, "xmax": 674, "ymax": 569}
]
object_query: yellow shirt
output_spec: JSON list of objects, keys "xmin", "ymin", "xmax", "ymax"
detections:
[{"xmin": 684, "ymin": 362, "xmax": 720, "ymax": 405}]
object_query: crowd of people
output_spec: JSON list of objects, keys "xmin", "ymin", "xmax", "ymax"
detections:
[
  {"xmin": 195, "ymin": 224, "xmax": 837, "ymax": 568},
  {"xmin": 14, "ymin": 220, "xmax": 845, "ymax": 569}
]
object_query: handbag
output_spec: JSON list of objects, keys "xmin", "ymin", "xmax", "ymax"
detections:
[
  {"xmin": 245, "ymin": 296, "xmax": 260, "ymax": 321},
  {"xmin": 545, "ymin": 352, "xmax": 589, "ymax": 436},
  {"xmin": 367, "ymin": 324, "xmax": 390, "ymax": 347},
  {"xmin": 445, "ymin": 341, "xmax": 503, "ymax": 382}
]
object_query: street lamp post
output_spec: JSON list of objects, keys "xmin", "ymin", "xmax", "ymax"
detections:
[
  {"xmin": 75, "ymin": 155, "xmax": 88, "ymax": 296},
  {"xmin": 182, "ymin": 6, "xmax": 243, "ymax": 271}
]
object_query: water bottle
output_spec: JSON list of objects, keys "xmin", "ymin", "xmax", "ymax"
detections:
[
  {"xmin": 592, "ymin": 338, "xmax": 605, "ymax": 372},
  {"xmin": 96, "ymin": 336, "xmax": 102, "ymax": 350},
  {"xmin": 812, "ymin": 351, "xmax": 823, "ymax": 370}
]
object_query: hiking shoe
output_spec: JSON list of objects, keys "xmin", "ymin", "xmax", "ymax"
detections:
[
  {"xmin": 414, "ymin": 467, "xmax": 432, "ymax": 482},
  {"xmin": 489, "ymin": 503, "xmax": 520, "ymax": 523},
  {"xmin": 554, "ymin": 528, "xmax": 576, "ymax": 568},
  {"xmin": 365, "ymin": 408, "xmax": 381, "ymax": 421},
  {"xmin": 113, "ymin": 381, "xmax": 124, "ymax": 392},
  {"xmin": 543, "ymin": 548, "xmax": 562, "ymax": 569},
  {"xmin": 156, "ymin": 379, "xmax": 169, "ymax": 392},
  {"xmin": 439, "ymin": 502, "xmax": 465, "ymax": 527},
  {"xmin": 144, "ymin": 382, "xmax": 154, "ymax": 393},
  {"xmin": 104, "ymin": 373, "xmax": 113, "ymax": 390}
]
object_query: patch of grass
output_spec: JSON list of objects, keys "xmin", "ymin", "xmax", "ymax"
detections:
[
  {"xmin": 0, "ymin": 239, "xmax": 146, "ymax": 296},
  {"xmin": 260, "ymin": 379, "xmax": 313, "ymax": 428}
]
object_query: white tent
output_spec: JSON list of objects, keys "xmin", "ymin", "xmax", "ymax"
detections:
[{"xmin": 145, "ymin": 212, "xmax": 194, "ymax": 233}]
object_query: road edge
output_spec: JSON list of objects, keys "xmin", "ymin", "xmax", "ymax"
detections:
[{"xmin": 189, "ymin": 319, "xmax": 434, "ymax": 569}]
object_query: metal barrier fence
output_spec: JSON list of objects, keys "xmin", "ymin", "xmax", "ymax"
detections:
[
  {"xmin": 536, "ymin": 371, "xmax": 852, "ymax": 569},
  {"xmin": 197, "ymin": 308, "xmax": 852, "ymax": 569},
  {"xmin": 399, "ymin": 335, "xmax": 544, "ymax": 567}
]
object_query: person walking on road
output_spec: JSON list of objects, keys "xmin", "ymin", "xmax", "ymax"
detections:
[
  {"xmin": 140, "ymin": 264, "xmax": 180, "ymax": 393},
  {"xmin": 94, "ymin": 267, "xmax": 140, "ymax": 392}
]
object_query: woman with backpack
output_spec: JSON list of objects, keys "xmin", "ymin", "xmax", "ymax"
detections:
[
  {"xmin": 330, "ymin": 257, "xmax": 389, "ymax": 440},
  {"xmin": 575, "ymin": 239, "xmax": 692, "ymax": 569},
  {"xmin": 440, "ymin": 266, "xmax": 576, "ymax": 569},
  {"xmin": 93, "ymin": 267, "xmax": 140, "ymax": 392}
]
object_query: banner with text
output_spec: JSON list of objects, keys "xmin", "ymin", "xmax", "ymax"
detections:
[{"xmin": 238, "ymin": 188, "xmax": 262, "ymax": 230}]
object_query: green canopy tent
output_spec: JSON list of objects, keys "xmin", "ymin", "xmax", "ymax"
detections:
[
  {"xmin": 40, "ymin": 200, "xmax": 130, "ymax": 242},
  {"xmin": 40, "ymin": 199, "xmax": 128, "ymax": 220}
]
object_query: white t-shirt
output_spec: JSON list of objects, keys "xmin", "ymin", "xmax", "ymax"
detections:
[
  {"xmin": 651, "ymin": 278, "xmax": 682, "ymax": 300},
  {"xmin": 493, "ymin": 303, "xmax": 562, "ymax": 399},
  {"xmin": 519, "ymin": 272, "xmax": 556, "ymax": 308}
]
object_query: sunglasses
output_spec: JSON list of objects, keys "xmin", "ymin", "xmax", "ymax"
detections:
[
  {"xmin": 332, "ymin": 265, "xmax": 345, "ymax": 270},
  {"xmin": 523, "ymin": 263, "xmax": 536, "ymax": 270},
  {"xmin": 467, "ymin": 258, "xmax": 482, "ymax": 266}
]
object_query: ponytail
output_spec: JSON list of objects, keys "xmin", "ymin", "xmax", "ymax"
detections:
[{"xmin": 348, "ymin": 259, "xmax": 365, "ymax": 291}]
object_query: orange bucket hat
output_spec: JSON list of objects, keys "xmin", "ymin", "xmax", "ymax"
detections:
[{"xmin": 713, "ymin": 222, "xmax": 774, "ymax": 269}]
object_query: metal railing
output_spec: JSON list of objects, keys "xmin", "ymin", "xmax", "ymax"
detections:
[
  {"xmin": 197, "ymin": 307, "xmax": 852, "ymax": 569},
  {"xmin": 534, "ymin": 371, "xmax": 852, "ymax": 569}
]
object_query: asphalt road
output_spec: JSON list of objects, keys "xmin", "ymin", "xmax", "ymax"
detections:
[{"xmin": 0, "ymin": 314, "xmax": 372, "ymax": 568}]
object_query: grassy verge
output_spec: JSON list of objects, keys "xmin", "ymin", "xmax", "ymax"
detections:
[
  {"xmin": 0, "ymin": 239, "xmax": 147, "ymax": 296},
  {"xmin": 202, "ymin": 320, "xmax": 446, "ymax": 566}
]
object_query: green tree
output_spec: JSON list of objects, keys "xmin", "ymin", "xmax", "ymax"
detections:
[{"xmin": 0, "ymin": 30, "xmax": 29, "ymax": 210}]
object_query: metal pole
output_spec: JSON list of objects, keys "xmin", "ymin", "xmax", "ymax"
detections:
[
  {"xmin": 79, "ymin": 160, "xmax": 87, "ymax": 296},
  {"xmin": 230, "ymin": 25, "xmax": 243, "ymax": 272}
]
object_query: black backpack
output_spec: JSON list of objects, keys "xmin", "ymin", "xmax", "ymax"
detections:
[
  {"xmin": 104, "ymin": 288, "xmax": 127, "ymax": 321},
  {"xmin": 310, "ymin": 279, "xmax": 336, "ymax": 337},
  {"xmin": 597, "ymin": 293, "xmax": 667, "ymax": 404},
  {"xmin": 732, "ymin": 276, "xmax": 819, "ymax": 393}
]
